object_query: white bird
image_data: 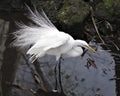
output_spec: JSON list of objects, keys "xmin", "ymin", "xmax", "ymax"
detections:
[
  {"xmin": 12, "ymin": 7, "xmax": 96, "ymax": 62},
  {"xmin": 12, "ymin": 6, "xmax": 96, "ymax": 93}
]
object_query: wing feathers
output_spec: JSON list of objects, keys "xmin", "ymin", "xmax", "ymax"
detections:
[
  {"xmin": 27, "ymin": 35, "xmax": 69, "ymax": 60},
  {"xmin": 12, "ymin": 6, "xmax": 72, "ymax": 61},
  {"xmin": 12, "ymin": 7, "xmax": 59, "ymax": 47}
]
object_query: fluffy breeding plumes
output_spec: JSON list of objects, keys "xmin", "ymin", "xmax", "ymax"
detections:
[{"xmin": 12, "ymin": 7, "xmax": 96, "ymax": 62}]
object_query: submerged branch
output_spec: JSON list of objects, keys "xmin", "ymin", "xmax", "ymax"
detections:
[
  {"xmin": 22, "ymin": 54, "xmax": 52, "ymax": 91},
  {"xmin": 7, "ymin": 82, "xmax": 36, "ymax": 94}
]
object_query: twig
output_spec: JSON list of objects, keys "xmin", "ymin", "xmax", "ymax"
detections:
[
  {"xmin": 33, "ymin": 60, "xmax": 53, "ymax": 91},
  {"xmin": 87, "ymin": 58, "xmax": 97, "ymax": 69},
  {"xmin": 6, "ymin": 82, "xmax": 36, "ymax": 95},
  {"xmin": 105, "ymin": 20, "xmax": 113, "ymax": 31},
  {"xmin": 22, "ymin": 54, "xmax": 44, "ymax": 87},
  {"xmin": 90, "ymin": 6, "xmax": 105, "ymax": 44},
  {"xmin": 22, "ymin": 53, "xmax": 52, "ymax": 91},
  {"xmin": 109, "ymin": 40, "xmax": 120, "ymax": 51}
]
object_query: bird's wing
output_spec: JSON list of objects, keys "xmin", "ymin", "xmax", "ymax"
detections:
[
  {"xmin": 12, "ymin": 7, "xmax": 60, "ymax": 47},
  {"xmin": 27, "ymin": 33, "xmax": 70, "ymax": 60}
]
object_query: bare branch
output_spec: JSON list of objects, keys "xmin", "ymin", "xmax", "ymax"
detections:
[
  {"xmin": 6, "ymin": 82, "xmax": 36, "ymax": 95},
  {"xmin": 90, "ymin": 6, "xmax": 105, "ymax": 44}
]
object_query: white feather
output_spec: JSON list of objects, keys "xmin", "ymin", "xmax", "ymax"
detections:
[
  {"xmin": 27, "ymin": 6, "xmax": 56, "ymax": 29},
  {"xmin": 12, "ymin": 7, "xmax": 96, "ymax": 61},
  {"xmin": 26, "ymin": 32, "xmax": 70, "ymax": 57},
  {"xmin": 12, "ymin": 7, "xmax": 59, "ymax": 47},
  {"xmin": 12, "ymin": 7, "xmax": 74, "ymax": 61}
]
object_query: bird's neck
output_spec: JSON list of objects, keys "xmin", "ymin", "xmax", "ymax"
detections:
[{"xmin": 74, "ymin": 40, "xmax": 84, "ymax": 46}]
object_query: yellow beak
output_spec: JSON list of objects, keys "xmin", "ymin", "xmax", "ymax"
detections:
[{"xmin": 85, "ymin": 45, "xmax": 97, "ymax": 53}]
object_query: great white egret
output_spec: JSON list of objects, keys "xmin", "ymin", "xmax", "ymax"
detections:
[
  {"xmin": 12, "ymin": 6, "xmax": 96, "ymax": 93},
  {"xmin": 12, "ymin": 10, "xmax": 96, "ymax": 61}
]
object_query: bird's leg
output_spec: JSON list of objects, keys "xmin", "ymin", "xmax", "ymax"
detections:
[
  {"xmin": 54, "ymin": 62, "xmax": 58, "ymax": 91},
  {"xmin": 58, "ymin": 56, "xmax": 64, "ymax": 93}
]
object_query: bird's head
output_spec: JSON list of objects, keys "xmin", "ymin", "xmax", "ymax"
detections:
[{"xmin": 75, "ymin": 40, "xmax": 96, "ymax": 53}]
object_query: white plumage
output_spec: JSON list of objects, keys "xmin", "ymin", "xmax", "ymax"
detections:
[{"xmin": 12, "ymin": 7, "xmax": 96, "ymax": 62}]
